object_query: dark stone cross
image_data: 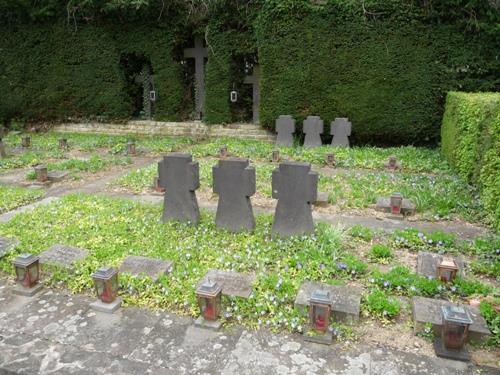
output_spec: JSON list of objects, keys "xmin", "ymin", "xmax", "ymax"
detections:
[
  {"xmin": 275, "ymin": 115, "xmax": 295, "ymax": 147},
  {"xmin": 184, "ymin": 37, "xmax": 208, "ymax": 120},
  {"xmin": 330, "ymin": 118, "xmax": 352, "ymax": 147},
  {"xmin": 158, "ymin": 153, "xmax": 200, "ymax": 225},
  {"xmin": 303, "ymin": 116, "xmax": 324, "ymax": 147},
  {"xmin": 213, "ymin": 158, "xmax": 256, "ymax": 232},
  {"xmin": 244, "ymin": 65, "xmax": 260, "ymax": 124},
  {"xmin": 271, "ymin": 162, "xmax": 318, "ymax": 237}
]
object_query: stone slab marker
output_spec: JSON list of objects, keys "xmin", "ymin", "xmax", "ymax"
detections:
[
  {"xmin": 303, "ymin": 116, "xmax": 324, "ymax": 148},
  {"xmin": 417, "ymin": 251, "xmax": 465, "ymax": 279},
  {"xmin": 39, "ymin": 244, "xmax": 89, "ymax": 269},
  {"xmin": 0, "ymin": 237, "xmax": 19, "ymax": 258},
  {"xmin": 198, "ymin": 269, "xmax": 256, "ymax": 298},
  {"xmin": 330, "ymin": 118, "xmax": 352, "ymax": 147},
  {"xmin": 412, "ymin": 296, "xmax": 491, "ymax": 344},
  {"xmin": 275, "ymin": 115, "xmax": 295, "ymax": 147},
  {"xmin": 213, "ymin": 158, "xmax": 256, "ymax": 232},
  {"xmin": 294, "ymin": 281, "xmax": 361, "ymax": 323},
  {"xmin": 271, "ymin": 162, "xmax": 318, "ymax": 236},
  {"xmin": 244, "ymin": 65, "xmax": 260, "ymax": 124},
  {"xmin": 120, "ymin": 255, "xmax": 173, "ymax": 282},
  {"xmin": 184, "ymin": 37, "xmax": 208, "ymax": 120},
  {"xmin": 158, "ymin": 153, "xmax": 200, "ymax": 225}
]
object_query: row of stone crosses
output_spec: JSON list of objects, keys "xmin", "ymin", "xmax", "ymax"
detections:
[
  {"xmin": 276, "ymin": 115, "xmax": 352, "ymax": 147},
  {"xmin": 159, "ymin": 153, "xmax": 317, "ymax": 237}
]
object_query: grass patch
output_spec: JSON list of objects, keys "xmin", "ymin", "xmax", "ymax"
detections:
[
  {"xmin": 0, "ymin": 185, "xmax": 44, "ymax": 213},
  {"xmin": 363, "ymin": 289, "xmax": 401, "ymax": 320}
]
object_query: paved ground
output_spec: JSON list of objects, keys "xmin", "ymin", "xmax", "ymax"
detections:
[{"xmin": 0, "ymin": 279, "xmax": 496, "ymax": 375}]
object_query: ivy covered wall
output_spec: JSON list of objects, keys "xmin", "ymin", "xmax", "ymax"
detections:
[{"xmin": 0, "ymin": 0, "xmax": 498, "ymax": 145}]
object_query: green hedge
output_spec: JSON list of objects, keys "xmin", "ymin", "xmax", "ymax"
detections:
[{"xmin": 441, "ymin": 92, "xmax": 500, "ymax": 230}]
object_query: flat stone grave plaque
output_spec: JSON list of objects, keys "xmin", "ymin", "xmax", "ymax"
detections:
[
  {"xmin": 39, "ymin": 244, "xmax": 89, "ymax": 269},
  {"xmin": 120, "ymin": 255, "xmax": 173, "ymax": 281},
  {"xmin": 412, "ymin": 296, "xmax": 491, "ymax": 344},
  {"xmin": 417, "ymin": 251, "xmax": 465, "ymax": 279},
  {"xmin": 375, "ymin": 197, "xmax": 416, "ymax": 216},
  {"xmin": 275, "ymin": 115, "xmax": 295, "ymax": 147},
  {"xmin": 295, "ymin": 281, "xmax": 361, "ymax": 323},
  {"xmin": 0, "ymin": 236, "xmax": 19, "ymax": 258},
  {"xmin": 198, "ymin": 269, "xmax": 256, "ymax": 298}
]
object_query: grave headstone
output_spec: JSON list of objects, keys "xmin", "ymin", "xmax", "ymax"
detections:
[
  {"xmin": 303, "ymin": 116, "xmax": 324, "ymax": 148},
  {"xmin": 412, "ymin": 296, "xmax": 491, "ymax": 344},
  {"xmin": 275, "ymin": 115, "xmax": 295, "ymax": 147},
  {"xmin": 271, "ymin": 162, "xmax": 318, "ymax": 236},
  {"xmin": 375, "ymin": 196, "xmax": 416, "ymax": 217},
  {"xmin": 158, "ymin": 153, "xmax": 200, "ymax": 225},
  {"xmin": 295, "ymin": 281, "xmax": 361, "ymax": 323},
  {"xmin": 184, "ymin": 37, "xmax": 208, "ymax": 120},
  {"xmin": 39, "ymin": 244, "xmax": 89, "ymax": 269},
  {"xmin": 0, "ymin": 236, "xmax": 19, "ymax": 258},
  {"xmin": 330, "ymin": 118, "xmax": 351, "ymax": 147},
  {"xmin": 244, "ymin": 65, "xmax": 260, "ymax": 124},
  {"xmin": 198, "ymin": 269, "xmax": 255, "ymax": 298},
  {"xmin": 213, "ymin": 158, "xmax": 256, "ymax": 232},
  {"xmin": 417, "ymin": 251, "xmax": 464, "ymax": 279},
  {"xmin": 120, "ymin": 255, "xmax": 173, "ymax": 282}
]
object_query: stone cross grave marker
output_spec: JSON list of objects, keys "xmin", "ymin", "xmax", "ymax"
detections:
[
  {"xmin": 271, "ymin": 162, "xmax": 318, "ymax": 236},
  {"xmin": 330, "ymin": 118, "xmax": 352, "ymax": 147},
  {"xmin": 275, "ymin": 115, "xmax": 295, "ymax": 147},
  {"xmin": 184, "ymin": 37, "xmax": 208, "ymax": 120},
  {"xmin": 417, "ymin": 251, "xmax": 464, "ymax": 279},
  {"xmin": 120, "ymin": 255, "xmax": 173, "ymax": 282},
  {"xmin": 295, "ymin": 281, "xmax": 361, "ymax": 323},
  {"xmin": 0, "ymin": 236, "xmax": 19, "ymax": 258},
  {"xmin": 243, "ymin": 65, "xmax": 260, "ymax": 124},
  {"xmin": 303, "ymin": 116, "xmax": 324, "ymax": 148},
  {"xmin": 158, "ymin": 153, "xmax": 200, "ymax": 225},
  {"xmin": 198, "ymin": 269, "xmax": 256, "ymax": 298},
  {"xmin": 39, "ymin": 244, "xmax": 89, "ymax": 269},
  {"xmin": 213, "ymin": 158, "xmax": 256, "ymax": 232}
]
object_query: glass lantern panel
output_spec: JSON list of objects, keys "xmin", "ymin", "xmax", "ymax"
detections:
[
  {"xmin": 443, "ymin": 323, "xmax": 466, "ymax": 349},
  {"xmin": 440, "ymin": 269, "xmax": 452, "ymax": 282},
  {"xmin": 111, "ymin": 275, "xmax": 118, "ymax": 294},
  {"xmin": 16, "ymin": 267, "xmax": 26, "ymax": 283},
  {"xmin": 95, "ymin": 280, "xmax": 105, "ymax": 298},
  {"xmin": 312, "ymin": 305, "xmax": 329, "ymax": 332},
  {"xmin": 28, "ymin": 264, "xmax": 39, "ymax": 284},
  {"xmin": 101, "ymin": 281, "xmax": 115, "ymax": 303},
  {"xmin": 203, "ymin": 297, "xmax": 217, "ymax": 321}
]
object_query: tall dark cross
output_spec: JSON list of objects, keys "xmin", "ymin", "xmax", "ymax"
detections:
[
  {"xmin": 158, "ymin": 153, "xmax": 200, "ymax": 225},
  {"xmin": 244, "ymin": 65, "xmax": 260, "ymax": 124},
  {"xmin": 271, "ymin": 162, "xmax": 318, "ymax": 237},
  {"xmin": 330, "ymin": 118, "xmax": 352, "ymax": 147},
  {"xmin": 184, "ymin": 37, "xmax": 208, "ymax": 120},
  {"xmin": 303, "ymin": 116, "xmax": 324, "ymax": 148},
  {"xmin": 213, "ymin": 158, "xmax": 256, "ymax": 232}
]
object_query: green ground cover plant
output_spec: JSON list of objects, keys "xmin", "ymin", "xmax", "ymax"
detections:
[
  {"xmin": 479, "ymin": 300, "xmax": 500, "ymax": 347},
  {"xmin": 368, "ymin": 244, "xmax": 393, "ymax": 263},
  {"xmin": 363, "ymin": 289, "xmax": 401, "ymax": 320},
  {"xmin": 0, "ymin": 185, "xmax": 44, "ymax": 213}
]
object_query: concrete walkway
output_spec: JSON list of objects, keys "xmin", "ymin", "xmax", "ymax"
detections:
[{"xmin": 0, "ymin": 279, "xmax": 495, "ymax": 375}]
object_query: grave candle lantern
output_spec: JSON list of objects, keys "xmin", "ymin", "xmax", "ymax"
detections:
[
  {"xmin": 388, "ymin": 155, "xmax": 397, "ymax": 168},
  {"xmin": 34, "ymin": 164, "xmax": 48, "ymax": 182},
  {"xmin": 59, "ymin": 138, "xmax": 68, "ymax": 150},
  {"xmin": 12, "ymin": 254, "xmax": 40, "ymax": 289},
  {"xmin": 149, "ymin": 90, "xmax": 156, "ymax": 102},
  {"xmin": 271, "ymin": 149, "xmax": 280, "ymax": 163},
  {"xmin": 308, "ymin": 289, "xmax": 331, "ymax": 333},
  {"xmin": 153, "ymin": 176, "xmax": 166, "ymax": 193},
  {"xmin": 127, "ymin": 140, "xmax": 136, "ymax": 155},
  {"xmin": 390, "ymin": 192, "xmax": 403, "ymax": 215},
  {"xmin": 91, "ymin": 267, "xmax": 119, "ymax": 304},
  {"xmin": 437, "ymin": 258, "xmax": 458, "ymax": 283},
  {"xmin": 326, "ymin": 153, "xmax": 335, "ymax": 167},
  {"xmin": 196, "ymin": 279, "xmax": 222, "ymax": 321},
  {"xmin": 22, "ymin": 136, "xmax": 31, "ymax": 148},
  {"xmin": 219, "ymin": 145, "xmax": 228, "ymax": 159},
  {"xmin": 230, "ymin": 90, "xmax": 238, "ymax": 103},
  {"xmin": 441, "ymin": 305, "xmax": 473, "ymax": 350}
]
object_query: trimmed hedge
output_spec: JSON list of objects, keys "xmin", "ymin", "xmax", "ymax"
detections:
[{"xmin": 441, "ymin": 92, "xmax": 500, "ymax": 230}]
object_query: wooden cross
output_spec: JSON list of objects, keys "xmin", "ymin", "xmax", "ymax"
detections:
[{"xmin": 184, "ymin": 37, "xmax": 208, "ymax": 120}]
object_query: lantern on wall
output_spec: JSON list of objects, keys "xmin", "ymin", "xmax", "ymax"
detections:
[
  {"xmin": 390, "ymin": 192, "xmax": 403, "ymax": 215},
  {"xmin": 12, "ymin": 254, "xmax": 40, "ymax": 289},
  {"xmin": 91, "ymin": 267, "xmax": 119, "ymax": 304},
  {"xmin": 196, "ymin": 279, "xmax": 222, "ymax": 321},
  {"xmin": 308, "ymin": 289, "xmax": 331, "ymax": 333},
  {"xmin": 437, "ymin": 258, "xmax": 459, "ymax": 283},
  {"xmin": 230, "ymin": 90, "xmax": 238, "ymax": 103},
  {"xmin": 441, "ymin": 305, "xmax": 473, "ymax": 350},
  {"xmin": 149, "ymin": 90, "xmax": 156, "ymax": 102}
]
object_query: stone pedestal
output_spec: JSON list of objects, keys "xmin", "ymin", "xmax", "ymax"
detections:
[
  {"xmin": 13, "ymin": 283, "xmax": 43, "ymax": 297},
  {"xmin": 90, "ymin": 297, "xmax": 122, "ymax": 313},
  {"xmin": 433, "ymin": 338, "xmax": 471, "ymax": 362},
  {"xmin": 304, "ymin": 329, "xmax": 333, "ymax": 345},
  {"xmin": 194, "ymin": 316, "xmax": 222, "ymax": 331}
]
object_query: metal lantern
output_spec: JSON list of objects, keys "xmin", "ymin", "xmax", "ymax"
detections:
[
  {"xmin": 326, "ymin": 153, "xmax": 335, "ymax": 167},
  {"xmin": 126, "ymin": 140, "xmax": 136, "ymax": 155},
  {"xmin": 390, "ymin": 192, "xmax": 403, "ymax": 215},
  {"xmin": 153, "ymin": 176, "xmax": 165, "ymax": 193},
  {"xmin": 271, "ymin": 149, "xmax": 280, "ymax": 163},
  {"xmin": 196, "ymin": 279, "xmax": 222, "ymax": 321},
  {"xmin": 437, "ymin": 258, "xmax": 459, "ymax": 283},
  {"xmin": 308, "ymin": 290, "xmax": 332, "ymax": 333},
  {"xmin": 149, "ymin": 90, "xmax": 156, "ymax": 102},
  {"xmin": 388, "ymin": 155, "xmax": 397, "ymax": 168},
  {"xmin": 59, "ymin": 138, "xmax": 68, "ymax": 150},
  {"xmin": 12, "ymin": 254, "xmax": 40, "ymax": 289},
  {"xmin": 22, "ymin": 136, "xmax": 31, "ymax": 148},
  {"xmin": 91, "ymin": 267, "xmax": 119, "ymax": 304},
  {"xmin": 230, "ymin": 90, "xmax": 238, "ymax": 103},
  {"xmin": 34, "ymin": 164, "xmax": 48, "ymax": 182},
  {"xmin": 219, "ymin": 145, "xmax": 228, "ymax": 158},
  {"xmin": 441, "ymin": 305, "xmax": 473, "ymax": 350}
]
